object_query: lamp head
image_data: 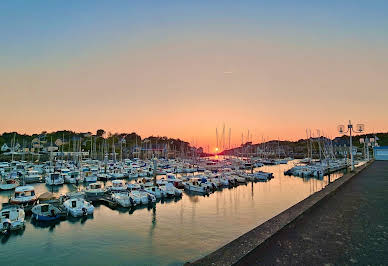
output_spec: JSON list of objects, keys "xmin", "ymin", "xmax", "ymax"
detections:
[{"xmin": 356, "ymin": 124, "xmax": 365, "ymax": 133}]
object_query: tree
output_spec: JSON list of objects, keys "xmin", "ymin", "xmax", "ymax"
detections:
[{"xmin": 96, "ymin": 129, "xmax": 105, "ymax": 138}]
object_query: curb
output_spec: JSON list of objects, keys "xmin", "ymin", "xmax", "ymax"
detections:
[{"xmin": 187, "ymin": 161, "xmax": 374, "ymax": 266}]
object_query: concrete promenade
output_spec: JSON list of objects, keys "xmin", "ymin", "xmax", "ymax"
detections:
[{"xmin": 237, "ymin": 161, "xmax": 388, "ymax": 265}]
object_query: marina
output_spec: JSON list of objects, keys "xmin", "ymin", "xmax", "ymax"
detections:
[
  {"xmin": 2, "ymin": 1, "xmax": 387, "ymax": 265},
  {"xmin": 0, "ymin": 157, "xmax": 349, "ymax": 265}
]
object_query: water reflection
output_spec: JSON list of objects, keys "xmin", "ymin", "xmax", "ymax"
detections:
[
  {"xmin": 0, "ymin": 227, "xmax": 25, "ymax": 244},
  {"xmin": 149, "ymin": 205, "xmax": 156, "ymax": 237},
  {"xmin": 30, "ymin": 217, "xmax": 61, "ymax": 231},
  {"xmin": 67, "ymin": 215, "xmax": 94, "ymax": 225},
  {"xmin": 0, "ymin": 161, "xmax": 347, "ymax": 266}
]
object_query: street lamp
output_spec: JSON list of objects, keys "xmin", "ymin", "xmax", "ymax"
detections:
[{"xmin": 337, "ymin": 120, "xmax": 364, "ymax": 171}]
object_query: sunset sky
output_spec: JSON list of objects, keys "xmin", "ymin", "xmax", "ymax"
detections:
[{"xmin": 1, "ymin": 1, "xmax": 387, "ymax": 149}]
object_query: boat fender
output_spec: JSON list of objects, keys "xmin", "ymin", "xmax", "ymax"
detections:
[
  {"xmin": 129, "ymin": 197, "xmax": 135, "ymax": 206},
  {"xmin": 82, "ymin": 207, "xmax": 87, "ymax": 216}
]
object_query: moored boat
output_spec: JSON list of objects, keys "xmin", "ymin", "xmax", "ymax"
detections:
[
  {"xmin": 10, "ymin": 186, "xmax": 37, "ymax": 205},
  {"xmin": 0, "ymin": 206, "xmax": 25, "ymax": 234},
  {"xmin": 45, "ymin": 173, "xmax": 65, "ymax": 186},
  {"xmin": 63, "ymin": 198, "xmax": 94, "ymax": 217},
  {"xmin": 112, "ymin": 192, "xmax": 136, "ymax": 207},
  {"xmin": 0, "ymin": 179, "xmax": 19, "ymax": 191},
  {"xmin": 183, "ymin": 179, "xmax": 209, "ymax": 194},
  {"xmin": 108, "ymin": 180, "xmax": 127, "ymax": 192},
  {"xmin": 31, "ymin": 203, "xmax": 61, "ymax": 221},
  {"xmin": 85, "ymin": 182, "xmax": 106, "ymax": 197}
]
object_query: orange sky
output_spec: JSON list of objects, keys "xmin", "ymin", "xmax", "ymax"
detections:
[{"xmin": 1, "ymin": 2, "xmax": 387, "ymax": 149}]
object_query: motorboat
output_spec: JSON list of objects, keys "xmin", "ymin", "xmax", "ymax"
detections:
[
  {"xmin": 156, "ymin": 178, "xmax": 169, "ymax": 186},
  {"xmin": 183, "ymin": 180, "xmax": 209, "ymax": 194},
  {"xmin": 63, "ymin": 198, "xmax": 94, "ymax": 217},
  {"xmin": 300, "ymin": 158, "xmax": 312, "ymax": 164},
  {"xmin": 129, "ymin": 190, "xmax": 156, "ymax": 205},
  {"xmin": 127, "ymin": 183, "xmax": 142, "ymax": 191},
  {"xmin": 224, "ymin": 175, "xmax": 237, "ymax": 186},
  {"xmin": 198, "ymin": 177, "xmax": 217, "ymax": 191},
  {"xmin": 165, "ymin": 174, "xmax": 184, "ymax": 189},
  {"xmin": 254, "ymin": 162, "xmax": 264, "ymax": 167},
  {"xmin": 231, "ymin": 175, "xmax": 246, "ymax": 184},
  {"xmin": 108, "ymin": 180, "xmax": 127, "ymax": 192},
  {"xmin": 111, "ymin": 170, "xmax": 125, "ymax": 179},
  {"xmin": 0, "ymin": 206, "xmax": 25, "ymax": 234},
  {"xmin": 143, "ymin": 186, "xmax": 165, "ymax": 199},
  {"xmin": 10, "ymin": 186, "xmax": 37, "ymax": 205},
  {"xmin": 97, "ymin": 173, "xmax": 111, "ymax": 181},
  {"xmin": 64, "ymin": 171, "xmax": 79, "ymax": 184},
  {"xmin": 127, "ymin": 170, "xmax": 139, "ymax": 180},
  {"xmin": 111, "ymin": 192, "xmax": 136, "ymax": 207},
  {"xmin": 84, "ymin": 171, "xmax": 98, "ymax": 182},
  {"xmin": 45, "ymin": 173, "xmax": 65, "ymax": 185},
  {"xmin": 0, "ymin": 179, "xmax": 19, "ymax": 191},
  {"xmin": 159, "ymin": 183, "xmax": 182, "ymax": 197},
  {"xmin": 24, "ymin": 170, "xmax": 42, "ymax": 183},
  {"xmin": 254, "ymin": 171, "xmax": 273, "ymax": 181},
  {"xmin": 215, "ymin": 176, "xmax": 230, "ymax": 186},
  {"xmin": 236, "ymin": 172, "xmax": 255, "ymax": 181},
  {"xmin": 85, "ymin": 182, "xmax": 106, "ymax": 197},
  {"xmin": 31, "ymin": 203, "xmax": 62, "ymax": 221}
]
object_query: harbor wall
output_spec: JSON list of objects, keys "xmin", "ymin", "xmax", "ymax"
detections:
[{"xmin": 188, "ymin": 160, "xmax": 374, "ymax": 266}]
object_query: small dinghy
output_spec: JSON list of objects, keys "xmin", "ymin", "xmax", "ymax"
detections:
[
  {"xmin": 32, "ymin": 203, "xmax": 61, "ymax": 221},
  {"xmin": 64, "ymin": 198, "xmax": 94, "ymax": 217},
  {"xmin": 0, "ymin": 206, "xmax": 25, "ymax": 234}
]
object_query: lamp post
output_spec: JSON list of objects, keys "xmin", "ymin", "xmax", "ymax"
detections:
[{"xmin": 337, "ymin": 120, "xmax": 365, "ymax": 171}]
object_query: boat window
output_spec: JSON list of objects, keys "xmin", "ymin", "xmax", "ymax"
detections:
[
  {"xmin": 72, "ymin": 201, "xmax": 77, "ymax": 208},
  {"xmin": 2, "ymin": 211, "xmax": 10, "ymax": 219},
  {"xmin": 41, "ymin": 205, "xmax": 49, "ymax": 212}
]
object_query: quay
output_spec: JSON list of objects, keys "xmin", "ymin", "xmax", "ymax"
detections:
[{"xmin": 190, "ymin": 160, "xmax": 388, "ymax": 265}]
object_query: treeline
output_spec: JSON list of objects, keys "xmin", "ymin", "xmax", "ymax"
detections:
[
  {"xmin": 221, "ymin": 132, "xmax": 388, "ymax": 157},
  {"xmin": 0, "ymin": 129, "xmax": 192, "ymax": 154}
]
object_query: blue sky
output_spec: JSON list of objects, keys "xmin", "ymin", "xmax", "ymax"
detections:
[{"xmin": 1, "ymin": 1, "xmax": 387, "ymax": 146}]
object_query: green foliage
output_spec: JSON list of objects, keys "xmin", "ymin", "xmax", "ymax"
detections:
[{"xmin": 0, "ymin": 130, "xmax": 192, "ymax": 154}]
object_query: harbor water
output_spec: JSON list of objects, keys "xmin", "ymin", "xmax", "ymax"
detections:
[{"xmin": 0, "ymin": 161, "xmax": 343, "ymax": 265}]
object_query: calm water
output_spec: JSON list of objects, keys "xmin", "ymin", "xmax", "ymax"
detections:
[{"xmin": 0, "ymin": 162, "xmax": 343, "ymax": 265}]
